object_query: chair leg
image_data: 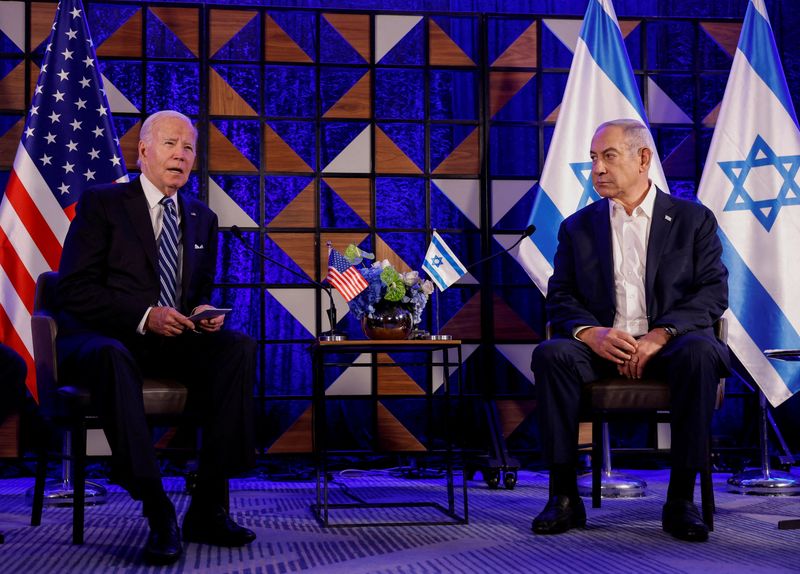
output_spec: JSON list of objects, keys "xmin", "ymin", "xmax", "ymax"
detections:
[
  {"xmin": 592, "ymin": 419, "xmax": 602, "ymax": 508},
  {"xmin": 71, "ymin": 426, "xmax": 87, "ymax": 545},
  {"xmin": 30, "ymin": 439, "xmax": 48, "ymax": 526}
]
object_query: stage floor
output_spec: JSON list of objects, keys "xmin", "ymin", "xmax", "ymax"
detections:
[{"xmin": 0, "ymin": 469, "xmax": 798, "ymax": 573}]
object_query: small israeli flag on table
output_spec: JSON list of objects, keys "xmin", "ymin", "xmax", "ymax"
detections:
[{"xmin": 423, "ymin": 231, "xmax": 466, "ymax": 291}]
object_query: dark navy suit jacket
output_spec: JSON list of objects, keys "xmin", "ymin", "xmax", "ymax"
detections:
[
  {"xmin": 546, "ymin": 189, "xmax": 729, "ymax": 364},
  {"xmin": 57, "ymin": 177, "xmax": 218, "ymax": 341}
]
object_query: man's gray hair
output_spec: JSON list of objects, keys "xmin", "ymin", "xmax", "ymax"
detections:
[
  {"xmin": 137, "ymin": 110, "xmax": 197, "ymax": 167},
  {"xmin": 595, "ymin": 118, "xmax": 653, "ymax": 155}
]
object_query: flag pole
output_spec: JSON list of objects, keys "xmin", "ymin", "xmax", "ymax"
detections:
[
  {"xmin": 319, "ymin": 241, "xmax": 347, "ymax": 342},
  {"xmin": 429, "ymin": 289, "xmax": 450, "ymax": 341},
  {"xmin": 427, "ymin": 229, "xmax": 452, "ymax": 341}
]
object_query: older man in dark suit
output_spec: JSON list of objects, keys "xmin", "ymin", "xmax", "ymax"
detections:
[
  {"xmin": 57, "ymin": 110, "xmax": 256, "ymax": 564},
  {"xmin": 531, "ymin": 119, "xmax": 729, "ymax": 541}
]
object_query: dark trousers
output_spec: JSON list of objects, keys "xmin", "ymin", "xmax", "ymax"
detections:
[
  {"xmin": 531, "ymin": 330, "xmax": 725, "ymax": 470},
  {"xmin": 57, "ymin": 329, "xmax": 256, "ymax": 500}
]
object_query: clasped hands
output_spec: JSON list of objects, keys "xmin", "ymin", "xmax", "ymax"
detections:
[
  {"xmin": 577, "ymin": 326, "xmax": 671, "ymax": 379},
  {"xmin": 146, "ymin": 304, "xmax": 225, "ymax": 337}
]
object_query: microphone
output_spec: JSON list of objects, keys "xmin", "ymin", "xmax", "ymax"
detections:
[
  {"xmin": 463, "ymin": 225, "xmax": 536, "ymax": 272},
  {"xmin": 229, "ymin": 226, "xmax": 341, "ymax": 339}
]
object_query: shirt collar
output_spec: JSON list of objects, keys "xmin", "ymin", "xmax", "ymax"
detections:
[
  {"xmin": 139, "ymin": 173, "xmax": 178, "ymax": 210},
  {"xmin": 609, "ymin": 181, "xmax": 656, "ymax": 219}
]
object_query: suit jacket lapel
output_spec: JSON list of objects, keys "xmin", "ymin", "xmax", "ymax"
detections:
[
  {"xmin": 124, "ymin": 179, "xmax": 158, "ymax": 273},
  {"xmin": 178, "ymin": 194, "xmax": 197, "ymax": 306},
  {"xmin": 592, "ymin": 198, "xmax": 615, "ymax": 308},
  {"xmin": 645, "ymin": 189, "xmax": 675, "ymax": 314}
]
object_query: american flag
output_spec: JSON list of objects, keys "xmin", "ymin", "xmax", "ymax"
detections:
[
  {"xmin": 0, "ymin": 0, "xmax": 128, "ymax": 400},
  {"xmin": 326, "ymin": 248, "xmax": 368, "ymax": 302}
]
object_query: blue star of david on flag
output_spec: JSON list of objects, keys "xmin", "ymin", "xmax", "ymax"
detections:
[
  {"xmin": 423, "ymin": 231, "xmax": 466, "ymax": 291},
  {"xmin": 571, "ymin": 161, "xmax": 601, "ymax": 209},
  {"xmin": 720, "ymin": 135, "xmax": 800, "ymax": 232}
]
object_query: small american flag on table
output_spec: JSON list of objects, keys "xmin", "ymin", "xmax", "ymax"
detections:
[{"xmin": 326, "ymin": 247, "xmax": 368, "ymax": 302}]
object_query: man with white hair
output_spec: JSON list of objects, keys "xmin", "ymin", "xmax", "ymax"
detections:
[
  {"xmin": 57, "ymin": 110, "xmax": 256, "ymax": 564},
  {"xmin": 530, "ymin": 119, "xmax": 729, "ymax": 541}
]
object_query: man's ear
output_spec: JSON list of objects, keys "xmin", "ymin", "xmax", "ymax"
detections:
[{"xmin": 639, "ymin": 147, "xmax": 652, "ymax": 172}]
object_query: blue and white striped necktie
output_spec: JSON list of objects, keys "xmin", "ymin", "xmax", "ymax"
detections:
[{"xmin": 158, "ymin": 196, "xmax": 179, "ymax": 308}]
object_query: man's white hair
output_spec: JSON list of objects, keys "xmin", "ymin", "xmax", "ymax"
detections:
[
  {"xmin": 595, "ymin": 118, "xmax": 653, "ymax": 155},
  {"xmin": 137, "ymin": 110, "xmax": 197, "ymax": 167}
]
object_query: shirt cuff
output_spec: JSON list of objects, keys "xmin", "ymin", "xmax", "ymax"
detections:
[
  {"xmin": 573, "ymin": 325, "xmax": 592, "ymax": 341},
  {"xmin": 137, "ymin": 307, "xmax": 153, "ymax": 335}
]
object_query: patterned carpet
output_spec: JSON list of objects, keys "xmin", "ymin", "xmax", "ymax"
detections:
[{"xmin": 0, "ymin": 469, "xmax": 798, "ymax": 573}]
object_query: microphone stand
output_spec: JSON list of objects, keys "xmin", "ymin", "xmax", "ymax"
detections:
[
  {"xmin": 429, "ymin": 225, "xmax": 536, "ymax": 341},
  {"xmin": 229, "ymin": 226, "xmax": 345, "ymax": 341},
  {"xmin": 463, "ymin": 224, "xmax": 536, "ymax": 271}
]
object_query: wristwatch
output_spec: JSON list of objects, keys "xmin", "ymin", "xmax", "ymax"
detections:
[{"xmin": 663, "ymin": 326, "xmax": 678, "ymax": 337}]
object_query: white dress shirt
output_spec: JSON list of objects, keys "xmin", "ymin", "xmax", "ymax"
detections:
[
  {"xmin": 609, "ymin": 183, "xmax": 656, "ymax": 337},
  {"xmin": 136, "ymin": 174, "xmax": 183, "ymax": 333}
]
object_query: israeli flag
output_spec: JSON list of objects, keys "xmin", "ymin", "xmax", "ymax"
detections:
[
  {"xmin": 697, "ymin": 0, "xmax": 800, "ymax": 407},
  {"xmin": 516, "ymin": 0, "xmax": 667, "ymax": 295},
  {"xmin": 423, "ymin": 231, "xmax": 466, "ymax": 291}
]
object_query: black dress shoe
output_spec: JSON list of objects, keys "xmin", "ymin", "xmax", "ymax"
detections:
[
  {"xmin": 662, "ymin": 499, "xmax": 709, "ymax": 542},
  {"xmin": 182, "ymin": 504, "xmax": 256, "ymax": 547},
  {"xmin": 144, "ymin": 512, "xmax": 182, "ymax": 565},
  {"xmin": 532, "ymin": 495, "xmax": 586, "ymax": 534}
]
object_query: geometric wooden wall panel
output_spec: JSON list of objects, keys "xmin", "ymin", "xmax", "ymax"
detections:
[
  {"xmin": 700, "ymin": 22, "xmax": 742, "ymax": 58},
  {"xmin": 323, "ymin": 177, "xmax": 372, "ymax": 225},
  {"xmin": 267, "ymin": 405, "xmax": 312, "ymax": 453},
  {"xmin": 269, "ymin": 181, "xmax": 315, "ymax": 228},
  {"xmin": 208, "ymin": 124, "xmax": 258, "ymax": 173},
  {"xmin": 269, "ymin": 232, "xmax": 316, "ymax": 279},
  {"xmin": 30, "ymin": 2, "xmax": 58, "ymax": 51},
  {"xmin": 210, "ymin": 10, "xmax": 258, "ymax": 58},
  {"xmin": 209, "ymin": 68, "xmax": 258, "ymax": 116},
  {"xmin": 440, "ymin": 291, "xmax": 482, "ymax": 340},
  {"xmin": 149, "ymin": 7, "xmax": 199, "ymax": 57},
  {"xmin": 97, "ymin": 9, "xmax": 142, "ymax": 58},
  {"xmin": 496, "ymin": 399, "xmax": 537, "ymax": 439},
  {"xmin": 0, "ymin": 118, "xmax": 24, "ymax": 169},
  {"xmin": 377, "ymin": 402, "xmax": 426, "ymax": 451},
  {"xmin": 266, "ymin": 14, "xmax": 312, "ymax": 63},
  {"xmin": 618, "ymin": 20, "xmax": 641, "ymax": 40},
  {"xmin": 323, "ymin": 71, "xmax": 371, "ymax": 119},
  {"xmin": 375, "ymin": 126, "xmax": 422, "ymax": 174},
  {"xmin": 490, "ymin": 71, "xmax": 535, "ymax": 118},
  {"xmin": 491, "ymin": 21, "xmax": 537, "ymax": 68},
  {"xmin": 493, "ymin": 294, "xmax": 538, "ymax": 339},
  {"xmin": 429, "ymin": 19, "xmax": 474, "ymax": 66},
  {"xmin": 323, "ymin": 13, "xmax": 371, "ymax": 63},
  {"xmin": 377, "ymin": 354, "xmax": 425, "ymax": 395},
  {"xmin": 264, "ymin": 124, "xmax": 313, "ymax": 172},
  {"xmin": 433, "ymin": 128, "xmax": 480, "ymax": 175},
  {"xmin": 375, "ymin": 235, "xmax": 413, "ymax": 274},
  {"xmin": 0, "ymin": 61, "xmax": 25, "ymax": 110},
  {"xmin": 118, "ymin": 121, "xmax": 143, "ymax": 170}
]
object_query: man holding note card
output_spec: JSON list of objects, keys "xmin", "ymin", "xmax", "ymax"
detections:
[{"xmin": 56, "ymin": 111, "xmax": 256, "ymax": 564}]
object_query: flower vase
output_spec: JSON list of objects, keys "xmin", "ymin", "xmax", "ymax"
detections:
[{"xmin": 361, "ymin": 302, "xmax": 413, "ymax": 340}]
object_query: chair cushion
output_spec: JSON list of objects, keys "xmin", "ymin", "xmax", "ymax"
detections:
[
  {"xmin": 142, "ymin": 378, "xmax": 188, "ymax": 415},
  {"xmin": 583, "ymin": 378, "xmax": 671, "ymax": 412},
  {"xmin": 56, "ymin": 378, "xmax": 188, "ymax": 416}
]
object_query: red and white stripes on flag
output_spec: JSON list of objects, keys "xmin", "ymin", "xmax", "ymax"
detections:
[
  {"xmin": 0, "ymin": 0, "xmax": 127, "ymax": 400},
  {"xmin": 326, "ymin": 248, "xmax": 368, "ymax": 302}
]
